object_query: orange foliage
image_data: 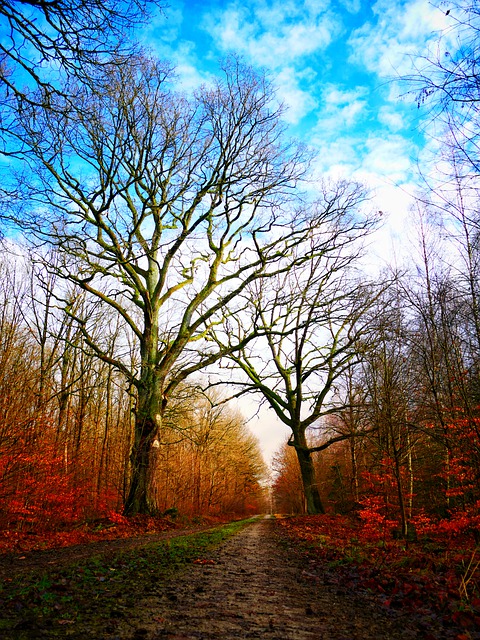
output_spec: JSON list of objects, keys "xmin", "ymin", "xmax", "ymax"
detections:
[
  {"xmin": 0, "ymin": 513, "xmax": 179, "ymax": 553},
  {"xmin": 0, "ymin": 429, "xmax": 122, "ymax": 536}
]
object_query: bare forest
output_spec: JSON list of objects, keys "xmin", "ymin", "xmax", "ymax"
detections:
[{"xmin": 0, "ymin": 3, "xmax": 480, "ymax": 635}]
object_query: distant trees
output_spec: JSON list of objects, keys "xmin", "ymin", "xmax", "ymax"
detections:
[
  {"xmin": 271, "ymin": 441, "xmax": 304, "ymax": 514},
  {"xmin": 0, "ymin": 249, "xmax": 266, "ymax": 529},
  {"xmin": 383, "ymin": 0, "xmax": 480, "ymax": 535},
  {"xmin": 270, "ymin": 188, "xmax": 480, "ymax": 537},
  {"xmin": 157, "ymin": 389, "xmax": 267, "ymax": 515},
  {"xmin": 359, "ymin": 290, "xmax": 416, "ymax": 537},
  {"xmin": 0, "ymin": 248, "xmax": 130, "ymax": 529}
]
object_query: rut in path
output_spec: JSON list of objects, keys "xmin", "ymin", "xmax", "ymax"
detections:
[{"xmin": 116, "ymin": 517, "xmax": 415, "ymax": 640}]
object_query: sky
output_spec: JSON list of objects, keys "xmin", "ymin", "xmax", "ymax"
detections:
[
  {"xmin": 0, "ymin": 0, "xmax": 456, "ymax": 464},
  {"xmin": 142, "ymin": 0, "xmax": 450, "ymax": 229},
  {"xmin": 137, "ymin": 0, "xmax": 453, "ymax": 462}
]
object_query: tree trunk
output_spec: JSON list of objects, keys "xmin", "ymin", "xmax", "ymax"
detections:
[
  {"xmin": 350, "ymin": 437, "xmax": 359, "ymax": 503},
  {"xmin": 390, "ymin": 422, "xmax": 408, "ymax": 537},
  {"xmin": 294, "ymin": 436, "xmax": 325, "ymax": 515},
  {"xmin": 124, "ymin": 370, "xmax": 163, "ymax": 516}
]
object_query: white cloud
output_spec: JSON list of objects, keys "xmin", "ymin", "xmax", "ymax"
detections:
[
  {"xmin": 142, "ymin": 1, "xmax": 184, "ymax": 49},
  {"xmin": 378, "ymin": 106, "xmax": 405, "ymax": 131},
  {"xmin": 324, "ymin": 85, "xmax": 367, "ymax": 106},
  {"xmin": 307, "ymin": 85, "xmax": 368, "ymax": 151},
  {"xmin": 309, "ymin": 135, "xmax": 362, "ymax": 179},
  {"xmin": 362, "ymin": 133, "xmax": 414, "ymax": 182},
  {"xmin": 167, "ymin": 41, "xmax": 214, "ymax": 93},
  {"xmin": 202, "ymin": 0, "xmax": 340, "ymax": 69},
  {"xmin": 274, "ymin": 66, "xmax": 318, "ymax": 124},
  {"xmin": 339, "ymin": 0, "xmax": 362, "ymax": 13},
  {"xmin": 321, "ymin": 85, "xmax": 368, "ymax": 126},
  {"xmin": 347, "ymin": 0, "xmax": 450, "ymax": 80}
]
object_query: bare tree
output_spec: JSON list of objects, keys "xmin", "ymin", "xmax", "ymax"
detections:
[
  {"xmin": 0, "ymin": 0, "xmax": 164, "ymax": 233},
  {"xmin": 209, "ymin": 184, "xmax": 381, "ymax": 514},
  {"xmin": 0, "ymin": 0, "xmax": 161, "ymax": 95},
  {"xmin": 6, "ymin": 54, "xmax": 310, "ymax": 515},
  {"xmin": 408, "ymin": 1, "xmax": 480, "ymax": 174},
  {"xmin": 360, "ymin": 289, "xmax": 418, "ymax": 537},
  {"xmin": 400, "ymin": 198, "xmax": 480, "ymax": 516}
]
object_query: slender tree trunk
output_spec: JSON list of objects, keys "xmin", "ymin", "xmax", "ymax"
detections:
[
  {"xmin": 294, "ymin": 432, "xmax": 325, "ymax": 515},
  {"xmin": 406, "ymin": 429, "xmax": 414, "ymax": 520},
  {"xmin": 389, "ymin": 422, "xmax": 408, "ymax": 537},
  {"xmin": 350, "ymin": 438, "xmax": 359, "ymax": 503},
  {"xmin": 394, "ymin": 456, "xmax": 408, "ymax": 537},
  {"xmin": 96, "ymin": 366, "xmax": 112, "ymax": 500}
]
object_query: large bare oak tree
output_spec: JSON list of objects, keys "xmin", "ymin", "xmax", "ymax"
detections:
[{"xmin": 6, "ymin": 55, "xmax": 310, "ymax": 515}]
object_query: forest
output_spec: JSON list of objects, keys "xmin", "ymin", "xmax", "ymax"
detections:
[{"xmin": 0, "ymin": 0, "xmax": 479, "ymax": 580}]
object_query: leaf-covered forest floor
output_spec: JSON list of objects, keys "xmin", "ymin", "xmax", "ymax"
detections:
[
  {"xmin": 280, "ymin": 515, "xmax": 480, "ymax": 640},
  {"xmin": 0, "ymin": 512, "xmax": 228, "ymax": 556},
  {"xmin": 0, "ymin": 515, "xmax": 479, "ymax": 639},
  {"xmin": 0, "ymin": 513, "xmax": 229, "ymax": 581}
]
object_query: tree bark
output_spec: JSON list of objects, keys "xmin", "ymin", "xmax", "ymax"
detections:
[
  {"xmin": 293, "ymin": 432, "xmax": 325, "ymax": 515},
  {"xmin": 124, "ymin": 366, "xmax": 164, "ymax": 516},
  {"xmin": 124, "ymin": 413, "xmax": 161, "ymax": 515}
]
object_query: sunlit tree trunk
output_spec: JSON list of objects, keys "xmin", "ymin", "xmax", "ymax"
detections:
[{"xmin": 125, "ymin": 366, "xmax": 164, "ymax": 515}]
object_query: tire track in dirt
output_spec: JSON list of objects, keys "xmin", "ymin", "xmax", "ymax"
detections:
[{"xmin": 113, "ymin": 517, "xmax": 418, "ymax": 640}]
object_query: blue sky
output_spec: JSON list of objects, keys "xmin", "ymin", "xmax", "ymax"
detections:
[
  {"xmin": 143, "ymin": 0, "xmax": 449, "ymax": 215},
  {"xmin": 140, "ymin": 0, "xmax": 453, "ymax": 459},
  {"xmin": 0, "ymin": 0, "xmax": 454, "ymax": 462}
]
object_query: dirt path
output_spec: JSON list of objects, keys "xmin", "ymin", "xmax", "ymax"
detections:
[{"xmin": 107, "ymin": 517, "xmax": 421, "ymax": 640}]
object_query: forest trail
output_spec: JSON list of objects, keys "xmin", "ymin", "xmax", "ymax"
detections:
[{"xmin": 112, "ymin": 516, "xmax": 415, "ymax": 640}]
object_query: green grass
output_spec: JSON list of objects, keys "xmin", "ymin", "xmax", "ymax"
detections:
[{"xmin": 0, "ymin": 517, "xmax": 258, "ymax": 639}]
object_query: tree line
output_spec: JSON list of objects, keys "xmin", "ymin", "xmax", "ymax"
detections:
[
  {"xmin": 272, "ymin": 191, "xmax": 480, "ymax": 538},
  {"xmin": 0, "ymin": 248, "xmax": 267, "ymax": 528}
]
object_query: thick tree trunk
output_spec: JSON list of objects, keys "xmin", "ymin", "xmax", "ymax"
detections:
[
  {"xmin": 124, "ymin": 370, "xmax": 163, "ymax": 516},
  {"xmin": 294, "ymin": 434, "xmax": 325, "ymax": 515},
  {"xmin": 123, "ymin": 419, "xmax": 159, "ymax": 515}
]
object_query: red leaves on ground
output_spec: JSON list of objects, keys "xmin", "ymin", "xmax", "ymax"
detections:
[
  {"xmin": 279, "ymin": 515, "xmax": 480, "ymax": 636},
  {"xmin": 0, "ymin": 512, "xmax": 177, "ymax": 553}
]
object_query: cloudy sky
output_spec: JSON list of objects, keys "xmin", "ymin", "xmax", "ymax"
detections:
[
  {"xmin": 139, "ymin": 0, "xmax": 453, "ymax": 460},
  {"xmin": 143, "ymin": 0, "xmax": 450, "ymax": 224}
]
